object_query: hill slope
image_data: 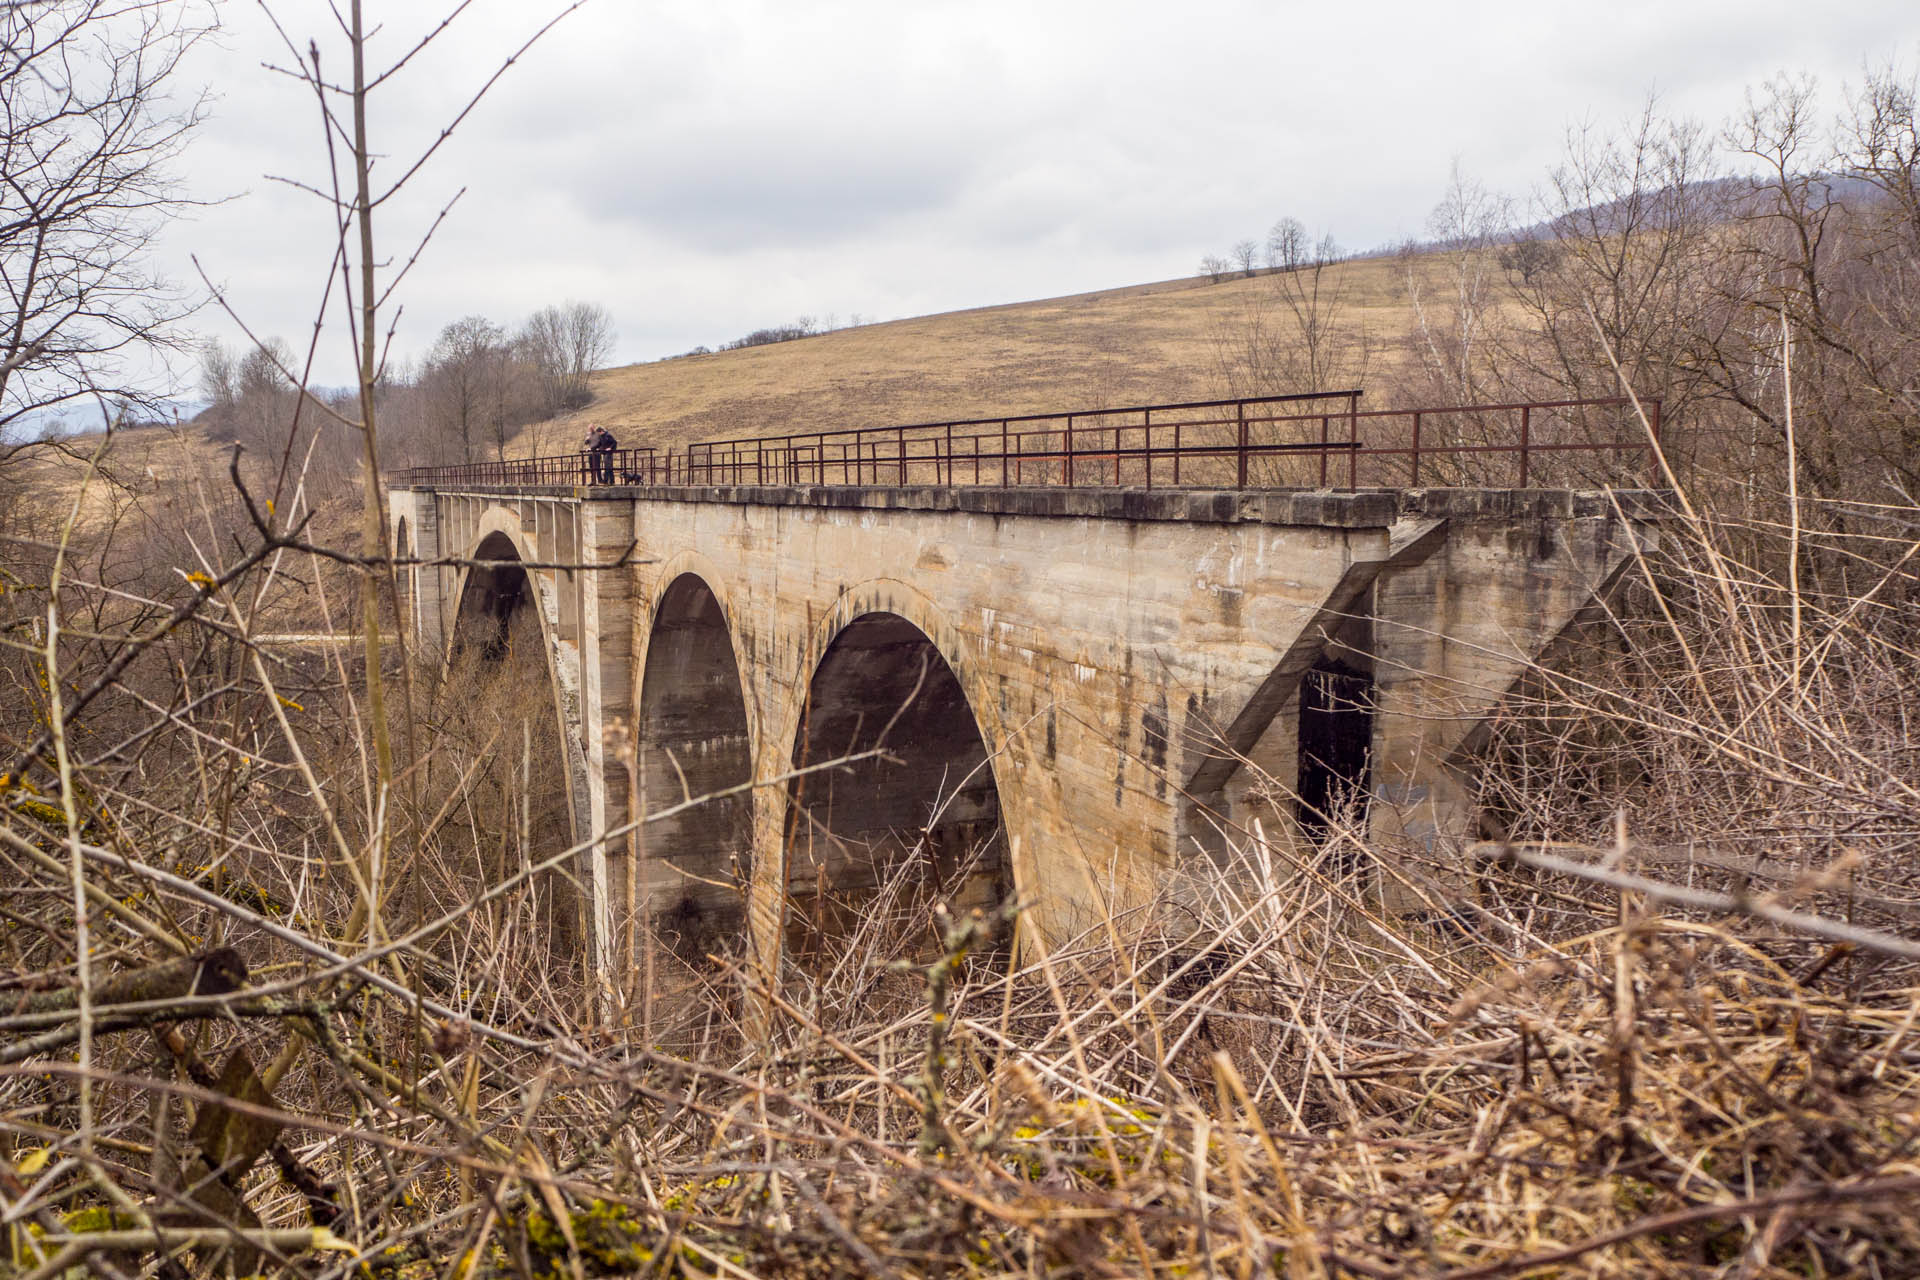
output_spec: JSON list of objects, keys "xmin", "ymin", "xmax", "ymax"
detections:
[{"xmin": 522, "ymin": 256, "xmax": 1416, "ymax": 458}]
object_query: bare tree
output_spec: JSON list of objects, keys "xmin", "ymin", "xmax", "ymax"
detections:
[
  {"xmin": 1266, "ymin": 216, "xmax": 1308, "ymax": 270},
  {"xmin": 1401, "ymin": 161, "xmax": 1511, "ymax": 402},
  {"xmin": 1723, "ymin": 69, "xmax": 1920, "ymax": 500},
  {"xmin": 198, "ymin": 337, "xmax": 238, "ymax": 420},
  {"xmin": 0, "ymin": 1, "xmax": 212, "ymax": 443},
  {"xmin": 1231, "ymin": 238, "xmax": 1260, "ymax": 278},
  {"xmin": 521, "ymin": 300, "xmax": 615, "ymax": 414},
  {"xmin": 1198, "ymin": 254, "xmax": 1232, "ymax": 284},
  {"xmin": 1210, "ymin": 224, "xmax": 1370, "ymax": 398},
  {"xmin": 1495, "ymin": 99, "xmax": 1731, "ymax": 431},
  {"xmin": 424, "ymin": 314, "xmax": 510, "ymax": 462}
]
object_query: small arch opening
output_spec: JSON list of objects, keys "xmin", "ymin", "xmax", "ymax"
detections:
[
  {"xmin": 453, "ymin": 531, "xmax": 536, "ymax": 660},
  {"xmin": 635, "ymin": 575, "xmax": 754, "ymax": 964},
  {"xmin": 393, "ymin": 516, "xmax": 412, "ymax": 624},
  {"xmin": 786, "ymin": 612, "xmax": 1008, "ymax": 963}
]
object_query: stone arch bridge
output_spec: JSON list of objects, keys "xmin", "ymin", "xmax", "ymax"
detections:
[{"xmin": 387, "ymin": 392, "xmax": 1663, "ymax": 984}]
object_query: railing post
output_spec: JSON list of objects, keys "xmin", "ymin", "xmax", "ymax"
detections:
[
  {"xmin": 1518, "ymin": 405, "xmax": 1531, "ymax": 488},
  {"xmin": 1173, "ymin": 417, "xmax": 1181, "ymax": 486},
  {"xmin": 1001, "ymin": 420, "xmax": 1009, "ymax": 487},
  {"xmin": 898, "ymin": 426, "xmax": 907, "ymax": 485},
  {"xmin": 1318, "ymin": 416, "xmax": 1329, "ymax": 487},
  {"xmin": 1144, "ymin": 408, "xmax": 1154, "ymax": 489},
  {"xmin": 1347, "ymin": 393, "xmax": 1359, "ymax": 490},
  {"xmin": 1411, "ymin": 411, "xmax": 1422, "ymax": 486},
  {"xmin": 1236, "ymin": 400, "xmax": 1248, "ymax": 488},
  {"xmin": 945, "ymin": 422, "xmax": 953, "ymax": 486},
  {"xmin": 1065, "ymin": 416, "xmax": 1074, "ymax": 487}
]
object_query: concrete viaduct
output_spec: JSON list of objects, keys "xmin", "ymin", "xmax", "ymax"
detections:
[{"xmin": 387, "ymin": 393, "xmax": 1663, "ymax": 987}]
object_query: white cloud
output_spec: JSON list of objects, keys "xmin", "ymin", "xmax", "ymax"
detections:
[{"xmin": 156, "ymin": 0, "xmax": 1920, "ymax": 389}]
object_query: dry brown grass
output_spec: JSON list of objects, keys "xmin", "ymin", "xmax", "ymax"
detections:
[
  {"xmin": 14, "ymin": 254, "xmax": 1431, "ymax": 549},
  {"xmin": 519, "ymin": 257, "xmax": 1422, "ymax": 459}
]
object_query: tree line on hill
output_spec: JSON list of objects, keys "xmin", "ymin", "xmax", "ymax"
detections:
[
  {"xmin": 196, "ymin": 301, "xmax": 614, "ymax": 474},
  {"xmin": 673, "ymin": 311, "xmax": 875, "ymax": 359},
  {"xmin": 1197, "ymin": 217, "xmax": 1338, "ymax": 284}
]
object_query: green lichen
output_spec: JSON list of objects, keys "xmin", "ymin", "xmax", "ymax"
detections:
[
  {"xmin": 42, "ymin": 1207, "xmax": 145, "ymax": 1235},
  {"xmin": 660, "ymin": 1172, "xmax": 737, "ymax": 1212},
  {"xmin": 522, "ymin": 1198, "xmax": 655, "ymax": 1280}
]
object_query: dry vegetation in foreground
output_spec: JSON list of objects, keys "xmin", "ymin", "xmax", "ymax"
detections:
[
  {"xmin": 7, "ymin": 9, "xmax": 1920, "ymax": 1275},
  {"xmin": 4, "ymin": 445, "xmax": 1919, "ymax": 1277}
]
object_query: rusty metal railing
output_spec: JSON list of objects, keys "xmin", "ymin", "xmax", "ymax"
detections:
[
  {"xmin": 391, "ymin": 447, "xmax": 658, "ymax": 488},
  {"xmin": 388, "ymin": 393, "xmax": 1661, "ymax": 492},
  {"xmin": 681, "ymin": 391, "xmax": 1365, "ymax": 489}
]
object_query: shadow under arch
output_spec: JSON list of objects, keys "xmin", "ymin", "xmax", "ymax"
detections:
[
  {"xmin": 445, "ymin": 527, "xmax": 587, "ymax": 954},
  {"xmin": 784, "ymin": 611, "xmax": 1009, "ymax": 963},
  {"xmin": 635, "ymin": 573, "xmax": 754, "ymax": 963},
  {"xmin": 452, "ymin": 530, "xmax": 535, "ymax": 661}
]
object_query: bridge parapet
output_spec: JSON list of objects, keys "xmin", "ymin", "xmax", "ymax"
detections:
[{"xmin": 395, "ymin": 477, "xmax": 1668, "ymax": 528}]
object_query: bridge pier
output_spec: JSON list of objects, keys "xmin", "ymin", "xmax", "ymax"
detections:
[
  {"xmin": 392, "ymin": 489, "xmax": 450, "ymax": 655},
  {"xmin": 576, "ymin": 500, "xmax": 636, "ymax": 993}
]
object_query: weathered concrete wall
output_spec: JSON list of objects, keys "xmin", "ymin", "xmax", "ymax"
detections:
[{"xmin": 391, "ymin": 482, "xmax": 1658, "ymax": 989}]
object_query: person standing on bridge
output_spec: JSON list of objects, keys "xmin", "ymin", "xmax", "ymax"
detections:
[{"xmin": 582, "ymin": 423, "xmax": 619, "ymax": 484}]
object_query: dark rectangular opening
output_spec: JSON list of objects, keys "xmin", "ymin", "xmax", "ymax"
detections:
[{"xmin": 1297, "ymin": 659, "xmax": 1374, "ymax": 849}]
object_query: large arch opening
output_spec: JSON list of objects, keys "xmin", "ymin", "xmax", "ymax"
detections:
[
  {"xmin": 442, "ymin": 530, "xmax": 583, "ymax": 960},
  {"xmin": 785, "ymin": 612, "xmax": 1008, "ymax": 961},
  {"xmin": 635, "ymin": 574, "xmax": 754, "ymax": 964}
]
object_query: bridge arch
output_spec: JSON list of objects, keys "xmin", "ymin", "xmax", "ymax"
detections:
[
  {"xmin": 449, "ymin": 508, "xmax": 543, "ymax": 655},
  {"xmin": 446, "ymin": 511, "xmax": 591, "ymax": 846},
  {"xmin": 632, "ymin": 569, "xmax": 756, "ymax": 963},
  {"xmin": 386, "ymin": 502, "xmax": 410, "ymax": 560},
  {"xmin": 776, "ymin": 581, "xmax": 1016, "ymax": 964},
  {"xmin": 633, "ymin": 551, "xmax": 762, "ymax": 744}
]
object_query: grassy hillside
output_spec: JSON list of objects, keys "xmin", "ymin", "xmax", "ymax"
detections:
[
  {"xmin": 521, "ymin": 255, "xmax": 1417, "ymax": 458},
  {"xmin": 19, "ymin": 253, "xmax": 1424, "ymax": 511}
]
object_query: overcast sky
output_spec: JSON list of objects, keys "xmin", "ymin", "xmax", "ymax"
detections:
[{"xmin": 167, "ymin": 0, "xmax": 1920, "ymax": 389}]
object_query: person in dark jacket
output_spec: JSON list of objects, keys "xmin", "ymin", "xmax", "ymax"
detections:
[{"xmin": 582, "ymin": 424, "xmax": 619, "ymax": 483}]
